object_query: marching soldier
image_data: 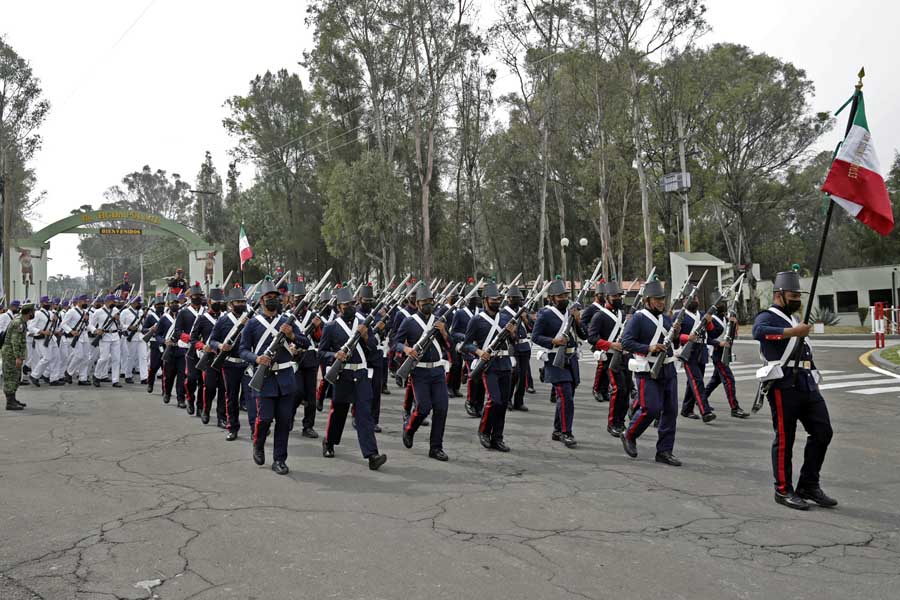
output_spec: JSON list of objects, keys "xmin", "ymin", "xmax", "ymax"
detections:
[
  {"xmin": 195, "ymin": 288, "xmax": 226, "ymax": 425},
  {"xmin": 581, "ymin": 282, "xmax": 610, "ymax": 403},
  {"xmin": 619, "ymin": 280, "xmax": 683, "ymax": 466},
  {"xmin": 292, "ymin": 280, "xmax": 323, "ymax": 437},
  {"xmin": 705, "ymin": 290, "xmax": 748, "ymax": 418},
  {"xmin": 395, "ymin": 283, "xmax": 451, "ymax": 461},
  {"xmin": 752, "ymin": 270, "xmax": 836, "ymax": 510},
  {"xmin": 142, "ymin": 296, "xmax": 166, "ymax": 394},
  {"xmin": 436, "ymin": 285, "xmax": 463, "ymax": 398},
  {"xmin": 160, "ymin": 294, "xmax": 186, "ymax": 406},
  {"xmin": 532, "ymin": 278, "xmax": 585, "ymax": 448},
  {"xmin": 27, "ymin": 296, "xmax": 55, "ymax": 386},
  {"xmin": 89, "ymin": 295, "xmax": 122, "ymax": 388},
  {"xmin": 3, "ymin": 302, "xmax": 34, "ymax": 410},
  {"xmin": 317, "ymin": 287, "xmax": 387, "ymax": 469},
  {"xmin": 503, "ymin": 285, "xmax": 532, "ymax": 412},
  {"xmin": 119, "ymin": 296, "xmax": 145, "ymax": 384},
  {"xmin": 239, "ymin": 280, "xmax": 310, "ymax": 475},
  {"xmin": 587, "ymin": 281, "xmax": 630, "ymax": 437},
  {"xmin": 356, "ymin": 284, "xmax": 385, "ymax": 433},
  {"xmin": 450, "ymin": 283, "xmax": 482, "ymax": 417},
  {"xmin": 173, "ymin": 284, "xmax": 205, "ymax": 415},
  {"xmin": 62, "ymin": 294, "xmax": 92, "ymax": 386},
  {"xmin": 208, "ymin": 286, "xmax": 250, "ymax": 441},
  {"xmin": 676, "ymin": 285, "xmax": 717, "ymax": 423},
  {"xmin": 463, "ymin": 282, "xmax": 518, "ymax": 452}
]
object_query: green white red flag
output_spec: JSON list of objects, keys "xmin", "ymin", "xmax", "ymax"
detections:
[
  {"xmin": 239, "ymin": 224, "xmax": 253, "ymax": 270},
  {"xmin": 821, "ymin": 90, "xmax": 894, "ymax": 236}
]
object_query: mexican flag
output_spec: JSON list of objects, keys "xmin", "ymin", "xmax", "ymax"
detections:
[
  {"xmin": 822, "ymin": 90, "xmax": 894, "ymax": 236},
  {"xmin": 239, "ymin": 224, "xmax": 253, "ymax": 270}
]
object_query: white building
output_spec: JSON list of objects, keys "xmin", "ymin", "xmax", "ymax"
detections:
[{"xmin": 668, "ymin": 252, "xmax": 759, "ymax": 306}]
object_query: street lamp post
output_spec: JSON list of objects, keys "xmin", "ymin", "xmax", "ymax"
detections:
[{"xmin": 560, "ymin": 237, "xmax": 570, "ymax": 293}]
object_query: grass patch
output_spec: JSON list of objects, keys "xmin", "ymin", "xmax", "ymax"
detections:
[
  {"xmin": 819, "ymin": 325, "xmax": 870, "ymax": 334},
  {"xmin": 881, "ymin": 345, "xmax": 900, "ymax": 366}
]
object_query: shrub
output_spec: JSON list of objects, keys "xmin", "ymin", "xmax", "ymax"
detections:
[
  {"xmin": 858, "ymin": 307, "xmax": 869, "ymax": 327},
  {"xmin": 811, "ymin": 307, "xmax": 840, "ymax": 326}
]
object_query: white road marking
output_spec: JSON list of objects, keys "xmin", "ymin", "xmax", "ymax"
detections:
[
  {"xmin": 817, "ymin": 378, "xmax": 900, "ymax": 390},
  {"xmin": 849, "ymin": 386, "xmax": 900, "ymax": 395}
]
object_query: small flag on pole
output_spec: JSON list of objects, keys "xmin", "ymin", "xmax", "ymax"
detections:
[
  {"xmin": 239, "ymin": 224, "xmax": 254, "ymax": 270},
  {"xmin": 822, "ymin": 89, "xmax": 894, "ymax": 236}
]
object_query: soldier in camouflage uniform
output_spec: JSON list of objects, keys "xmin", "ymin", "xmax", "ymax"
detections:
[{"xmin": 3, "ymin": 302, "xmax": 34, "ymax": 410}]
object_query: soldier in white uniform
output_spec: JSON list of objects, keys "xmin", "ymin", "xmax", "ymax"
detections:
[
  {"xmin": 119, "ymin": 296, "xmax": 147, "ymax": 384},
  {"xmin": 89, "ymin": 294, "xmax": 122, "ymax": 388},
  {"xmin": 62, "ymin": 294, "xmax": 93, "ymax": 386}
]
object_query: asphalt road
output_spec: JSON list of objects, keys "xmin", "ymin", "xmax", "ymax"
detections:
[{"xmin": 1, "ymin": 340, "xmax": 899, "ymax": 599}]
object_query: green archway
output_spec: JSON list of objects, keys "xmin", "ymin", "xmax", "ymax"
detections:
[{"xmin": 8, "ymin": 209, "xmax": 222, "ymax": 301}]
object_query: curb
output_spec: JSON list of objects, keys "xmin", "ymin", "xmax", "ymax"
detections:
[{"xmin": 868, "ymin": 345, "xmax": 900, "ymax": 374}]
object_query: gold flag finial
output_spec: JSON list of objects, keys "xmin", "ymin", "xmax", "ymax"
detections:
[{"xmin": 856, "ymin": 67, "xmax": 865, "ymax": 90}]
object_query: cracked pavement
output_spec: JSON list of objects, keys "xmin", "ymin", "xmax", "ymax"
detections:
[{"xmin": 1, "ymin": 346, "xmax": 899, "ymax": 599}]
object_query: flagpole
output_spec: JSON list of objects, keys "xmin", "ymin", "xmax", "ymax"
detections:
[{"xmin": 791, "ymin": 68, "xmax": 864, "ymax": 376}]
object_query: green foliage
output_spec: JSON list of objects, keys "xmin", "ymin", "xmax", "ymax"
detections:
[
  {"xmin": 858, "ymin": 307, "xmax": 869, "ymax": 327},
  {"xmin": 810, "ymin": 307, "xmax": 839, "ymax": 326}
]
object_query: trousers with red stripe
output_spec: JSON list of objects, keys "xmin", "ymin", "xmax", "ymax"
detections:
[
  {"xmin": 253, "ymin": 392, "xmax": 293, "ymax": 462},
  {"xmin": 767, "ymin": 386, "xmax": 832, "ymax": 494},
  {"xmin": 293, "ymin": 366, "xmax": 318, "ymax": 430},
  {"xmin": 202, "ymin": 365, "xmax": 226, "ymax": 420},
  {"xmin": 162, "ymin": 355, "xmax": 185, "ymax": 402},
  {"xmin": 510, "ymin": 351, "xmax": 531, "ymax": 408},
  {"xmin": 606, "ymin": 366, "xmax": 631, "ymax": 428},
  {"xmin": 221, "ymin": 366, "xmax": 246, "ymax": 434},
  {"xmin": 593, "ymin": 360, "xmax": 609, "ymax": 398},
  {"xmin": 185, "ymin": 354, "xmax": 204, "ymax": 409},
  {"xmin": 466, "ymin": 359, "xmax": 485, "ymax": 411},
  {"xmin": 625, "ymin": 374, "xmax": 678, "ymax": 453},
  {"xmin": 324, "ymin": 372, "xmax": 378, "ymax": 458},
  {"xmin": 480, "ymin": 370, "xmax": 510, "ymax": 440},
  {"xmin": 680, "ymin": 361, "xmax": 712, "ymax": 415},
  {"xmin": 404, "ymin": 367, "xmax": 449, "ymax": 450},
  {"xmin": 704, "ymin": 360, "xmax": 739, "ymax": 409}
]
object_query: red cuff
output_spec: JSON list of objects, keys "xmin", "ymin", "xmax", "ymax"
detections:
[
  {"xmin": 764, "ymin": 334, "xmax": 783, "ymax": 340},
  {"xmin": 194, "ymin": 341, "xmax": 204, "ymax": 350},
  {"xmin": 706, "ymin": 321, "xmax": 715, "ymax": 331},
  {"xmin": 179, "ymin": 333, "xmax": 190, "ymax": 343},
  {"xmin": 594, "ymin": 339, "xmax": 612, "ymax": 351},
  {"xmin": 679, "ymin": 334, "xmax": 689, "ymax": 344}
]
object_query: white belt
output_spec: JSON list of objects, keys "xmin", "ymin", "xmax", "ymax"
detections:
[
  {"xmin": 415, "ymin": 360, "xmax": 446, "ymax": 369},
  {"xmin": 342, "ymin": 363, "xmax": 368, "ymax": 371},
  {"xmin": 270, "ymin": 362, "xmax": 294, "ymax": 372},
  {"xmin": 177, "ymin": 340, "xmax": 190, "ymax": 348},
  {"xmin": 493, "ymin": 350, "xmax": 510, "ymax": 357},
  {"xmin": 226, "ymin": 357, "xmax": 244, "ymax": 364}
]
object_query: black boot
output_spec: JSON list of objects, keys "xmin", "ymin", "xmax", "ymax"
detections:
[{"xmin": 6, "ymin": 393, "xmax": 23, "ymax": 411}]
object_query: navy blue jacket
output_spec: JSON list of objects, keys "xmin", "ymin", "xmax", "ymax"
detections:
[
  {"xmin": 462, "ymin": 309, "xmax": 514, "ymax": 372},
  {"xmin": 674, "ymin": 309, "xmax": 711, "ymax": 364},
  {"xmin": 501, "ymin": 305, "xmax": 531, "ymax": 355},
  {"xmin": 239, "ymin": 312, "xmax": 308, "ymax": 397},
  {"xmin": 142, "ymin": 309, "xmax": 163, "ymax": 338},
  {"xmin": 394, "ymin": 310, "xmax": 449, "ymax": 375},
  {"xmin": 621, "ymin": 310, "xmax": 679, "ymax": 380},
  {"xmin": 154, "ymin": 311, "xmax": 178, "ymax": 350},
  {"xmin": 587, "ymin": 304, "xmax": 624, "ymax": 352},
  {"xmin": 209, "ymin": 311, "xmax": 247, "ymax": 370},
  {"xmin": 190, "ymin": 310, "xmax": 220, "ymax": 358},
  {"xmin": 450, "ymin": 306, "xmax": 478, "ymax": 350},
  {"xmin": 532, "ymin": 306, "xmax": 585, "ymax": 384},
  {"xmin": 356, "ymin": 305, "xmax": 387, "ymax": 365},
  {"xmin": 752, "ymin": 307, "xmax": 818, "ymax": 392},
  {"xmin": 706, "ymin": 314, "xmax": 732, "ymax": 363},
  {"xmin": 317, "ymin": 315, "xmax": 379, "ymax": 381},
  {"xmin": 172, "ymin": 305, "xmax": 203, "ymax": 358}
]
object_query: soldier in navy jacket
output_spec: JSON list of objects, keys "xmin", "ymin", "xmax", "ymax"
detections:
[
  {"xmin": 463, "ymin": 282, "xmax": 518, "ymax": 452},
  {"xmin": 438, "ymin": 285, "xmax": 463, "ymax": 397},
  {"xmin": 209, "ymin": 286, "xmax": 250, "ymax": 441},
  {"xmin": 581, "ymin": 282, "xmax": 610, "ymax": 403},
  {"xmin": 619, "ymin": 280, "xmax": 684, "ymax": 467},
  {"xmin": 142, "ymin": 296, "xmax": 166, "ymax": 395},
  {"xmin": 451, "ymin": 285, "xmax": 483, "ymax": 417},
  {"xmin": 752, "ymin": 270, "xmax": 835, "ymax": 511},
  {"xmin": 675, "ymin": 285, "xmax": 716, "ymax": 423},
  {"xmin": 172, "ymin": 284, "xmax": 205, "ymax": 416},
  {"xmin": 704, "ymin": 291, "xmax": 748, "ymax": 418},
  {"xmin": 532, "ymin": 278, "xmax": 586, "ymax": 448},
  {"xmin": 239, "ymin": 280, "xmax": 309, "ymax": 476},
  {"xmin": 355, "ymin": 284, "xmax": 385, "ymax": 432},
  {"xmin": 587, "ymin": 281, "xmax": 629, "ymax": 437},
  {"xmin": 318, "ymin": 286, "xmax": 387, "ymax": 470},
  {"xmin": 159, "ymin": 295, "xmax": 186, "ymax": 407},
  {"xmin": 504, "ymin": 285, "xmax": 532, "ymax": 411},
  {"xmin": 290, "ymin": 280, "xmax": 323, "ymax": 438},
  {"xmin": 395, "ymin": 283, "xmax": 451, "ymax": 462},
  {"xmin": 193, "ymin": 288, "xmax": 225, "ymax": 426}
]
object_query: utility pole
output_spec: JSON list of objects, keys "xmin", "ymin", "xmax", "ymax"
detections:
[
  {"xmin": 190, "ymin": 189, "xmax": 216, "ymax": 241},
  {"xmin": 677, "ymin": 112, "xmax": 690, "ymax": 253}
]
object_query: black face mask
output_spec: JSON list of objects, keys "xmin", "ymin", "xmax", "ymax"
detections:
[
  {"xmin": 686, "ymin": 301, "xmax": 699, "ymax": 312},
  {"xmin": 716, "ymin": 305, "xmax": 726, "ymax": 316},
  {"xmin": 169, "ymin": 305, "xmax": 180, "ymax": 314},
  {"xmin": 190, "ymin": 297, "xmax": 202, "ymax": 307},
  {"xmin": 233, "ymin": 304, "xmax": 246, "ymax": 315},
  {"xmin": 611, "ymin": 299, "xmax": 623, "ymax": 311},
  {"xmin": 154, "ymin": 306, "xmax": 164, "ymax": 315},
  {"xmin": 361, "ymin": 300, "xmax": 375, "ymax": 311},
  {"xmin": 468, "ymin": 299, "xmax": 479, "ymax": 310},
  {"xmin": 508, "ymin": 299, "xmax": 522, "ymax": 309},
  {"xmin": 486, "ymin": 301, "xmax": 501, "ymax": 313},
  {"xmin": 264, "ymin": 298, "xmax": 282, "ymax": 312},
  {"xmin": 784, "ymin": 299, "xmax": 802, "ymax": 315},
  {"xmin": 649, "ymin": 306, "xmax": 663, "ymax": 317},
  {"xmin": 555, "ymin": 299, "xmax": 569, "ymax": 312},
  {"xmin": 342, "ymin": 306, "xmax": 357, "ymax": 322},
  {"xmin": 419, "ymin": 303, "xmax": 434, "ymax": 316}
]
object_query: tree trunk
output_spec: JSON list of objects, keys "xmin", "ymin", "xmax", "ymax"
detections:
[
  {"xmin": 630, "ymin": 65, "xmax": 653, "ymax": 275},
  {"xmin": 597, "ymin": 131, "xmax": 613, "ymax": 281},
  {"xmin": 617, "ymin": 189, "xmax": 629, "ymax": 281},
  {"xmin": 553, "ymin": 181, "xmax": 567, "ymax": 284},
  {"xmin": 537, "ymin": 121, "xmax": 550, "ymax": 281}
]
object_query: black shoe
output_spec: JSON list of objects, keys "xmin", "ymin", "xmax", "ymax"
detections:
[
  {"xmin": 561, "ymin": 433, "xmax": 577, "ymax": 448},
  {"xmin": 526, "ymin": 386, "xmax": 536, "ymax": 394},
  {"xmin": 217, "ymin": 419, "xmax": 227, "ymax": 429},
  {"xmin": 322, "ymin": 440, "xmax": 335, "ymax": 458},
  {"xmin": 511, "ymin": 404, "xmax": 529, "ymax": 412},
  {"xmin": 271, "ymin": 461, "xmax": 289, "ymax": 475},
  {"xmin": 395, "ymin": 376, "xmax": 404, "ymax": 388},
  {"xmin": 368, "ymin": 454, "xmax": 387, "ymax": 470},
  {"xmin": 422, "ymin": 418, "xmax": 430, "ymax": 426},
  {"xmin": 607, "ymin": 425, "xmax": 621, "ymax": 438},
  {"xmin": 226, "ymin": 431, "xmax": 238, "ymax": 441},
  {"xmin": 796, "ymin": 486, "xmax": 838, "ymax": 508},
  {"xmin": 449, "ymin": 389, "xmax": 462, "ymax": 398},
  {"xmin": 240, "ymin": 401, "xmax": 247, "ymax": 412},
  {"xmin": 381, "ymin": 386, "xmax": 391, "ymax": 395},
  {"xmin": 681, "ymin": 411, "xmax": 700, "ymax": 420},
  {"xmin": 177, "ymin": 400, "xmax": 186, "ymax": 409},
  {"xmin": 12, "ymin": 397, "xmax": 26, "ymax": 408},
  {"xmin": 731, "ymin": 407, "xmax": 749, "ymax": 419},
  {"xmin": 551, "ymin": 431, "xmax": 563, "ymax": 442},
  {"xmin": 491, "ymin": 438, "xmax": 510, "ymax": 452},
  {"xmin": 111, "ymin": 382, "xmax": 122, "ymax": 388},
  {"xmin": 429, "ymin": 448, "xmax": 449, "ymax": 462},
  {"xmin": 651, "ymin": 418, "xmax": 659, "ymax": 428},
  {"xmin": 42, "ymin": 376, "xmax": 51, "ymax": 384},
  {"xmin": 100, "ymin": 377, "xmax": 110, "ymax": 383},
  {"xmin": 252, "ymin": 444, "xmax": 265, "ymax": 465},
  {"xmin": 374, "ymin": 424, "xmax": 382, "ymax": 433},
  {"xmin": 64, "ymin": 373, "xmax": 73, "ymax": 384},
  {"xmin": 301, "ymin": 428, "xmax": 318, "ymax": 439},
  {"xmin": 549, "ymin": 395, "xmax": 556, "ymax": 404},
  {"xmin": 140, "ymin": 379, "xmax": 147, "ymax": 385},
  {"xmin": 655, "ymin": 451, "xmax": 682, "ymax": 467},
  {"xmin": 147, "ymin": 381, "xmax": 155, "ymax": 393},
  {"xmin": 6, "ymin": 401, "xmax": 23, "ymax": 411},
  {"xmin": 701, "ymin": 412, "xmax": 717, "ymax": 423},
  {"xmin": 19, "ymin": 378, "xmax": 29, "ymax": 385},
  {"xmin": 621, "ymin": 433, "xmax": 637, "ymax": 458},
  {"xmin": 316, "ymin": 398, "xmax": 323, "ymax": 412},
  {"xmin": 31, "ymin": 376, "xmax": 42, "ymax": 387},
  {"xmin": 77, "ymin": 381, "xmax": 91, "ymax": 386},
  {"xmin": 479, "ymin": 432, "xmax": 492, "ymax": 449},
  {"xmin": 201, "ymin": 412, "xmax": 210, "ymax": 425},
  {"xmin": 774, "ymin": 490, "xmax": 810, "ymax": 510},
  {"xmin": 614, "ymin": 424, "xmax": 626, "ymax": 437},
  {"xmin": 402, "ymin": 410, "xmax": 411, "ymax": 428},
  {"xmin": 50, "ymin": 380, "xmax": 64, "ymax": 386},
  {"xmin": 592, "ymin": 391, "xmax": 606, "ymax": 402},
  {"xmin": 125, "ymin": 378, "xmax": 134, "ymax": 384},
  {"xmin": 402, "ymin": 430, "xmax": 414, "ymax": 449},
  {"xmin": 351, "ymin": 416, "xmax": 356, "ymax": 430},
  {"xmin": 464, "ymin": 402, "xmax": 479, "ymax": 418},
  {"xmin": 186, "ymin": 402, "xmax": 195, "ymax": 415}
]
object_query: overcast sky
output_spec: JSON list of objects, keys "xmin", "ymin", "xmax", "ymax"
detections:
[{"xmin": 3, "ymin": 0, "xmax": 898, "ymax": 279}]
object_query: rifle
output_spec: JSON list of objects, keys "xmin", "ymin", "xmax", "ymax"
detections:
[
  {"xmin": 470, "ymin": 280, "xmax": 552, "ymax": 380},
  {"xmin": 91, "ymin": 301, "xmax": 120, "ymax": 348},
  {"xmin": 720, "ymin": 274, "xmax": 745, "ymax": 367},
  {"xmin": 550, "ymin": 260, "xmax": 603, "ymax": 369},
  {"xmin": 70, "ymin": 290, "xmax": 102, "ymax": 348},
  {"xmin": 248, "ymin": 269, "xmax": 334, "ymax": 392},
  {"xmin": 396, "ymin": 278, "xmax": 484, "ymax": 380},
  {"xmin": 648, "ymin": 274, "xmax": 700, "ymax": 379},
  {"xmin": 678, "ymin": 272, "xmax": 742, "ymax": 361},
  {"xmin": 44, "ymin": 290, "xmax": 73, "ymax": 348},
  {"xmin": 500, "ymin": 272, "xmax": 523, "ymax": 295},
  {"xmin": 324, "ymin": 274, "xmax": 412, "ymax": 384},
  {"xmin": 198, "ymin": 279, "xmax": 266, "ymax": 371},
  {"xmin": 605, "ymin": 277, "xmax": 644, "ymax": 373}
]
